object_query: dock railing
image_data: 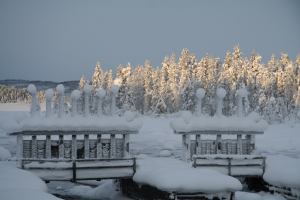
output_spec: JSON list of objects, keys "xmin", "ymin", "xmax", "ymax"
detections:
[
  {"xmin": 193, "ymin": 155, "xmax": 266, "ymax": 177},
  {"xmin": 21, "ymin": 157, "xmax": 136, "ymax": 182}
]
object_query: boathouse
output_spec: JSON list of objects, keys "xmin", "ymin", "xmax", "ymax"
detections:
[
  {"xmin": 1, "ymin": 84, "xmax": 142, "ymax": 182},
  {"xmin": 170, "ymin": 88, "xmax": 269, "ymax": 178}
]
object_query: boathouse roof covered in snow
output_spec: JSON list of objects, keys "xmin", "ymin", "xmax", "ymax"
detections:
[
  {"xmin": 1, "ymin": 84, "xmax": 143, "ymax": 135},
  {"xmin": 170, "ymin": 88, "xmax": 268, "ymax": 134}
]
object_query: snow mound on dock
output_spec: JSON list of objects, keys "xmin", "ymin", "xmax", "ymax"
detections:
[
  {"xmin": 263, "ymin": 155, "xmax": 300, "ymax": 189},
  {"xmin": 0, "ymin": 146, "xmax": 11, "ymax": 161},
  {"xmin": 0, "ymin": 161, "xmax": 61, "ymax": 200},
  {"xmin": 133, "ymin": 157, "xmax": 242, "ymax": 194}
]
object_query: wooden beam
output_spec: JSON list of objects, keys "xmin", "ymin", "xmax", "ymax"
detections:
[
  {"xmin": 123, "ymin": 134, "xmax": 130, "ymax": 158},
  {"xmin": 110, "ymin": 134, "xmax": 116, "ymax": 158},
  {"xmin": 216, "ymin": 134, "xmax": 222, "ymax": 154},
  {"xmin": 32, "ymin": 136, "xmax": 37, "ymax": 159},
  {"xmin": 46, "ymin": 135, "xmax": 51, "ymax": 159},
  {"xmin": 59, "ymin": 135, "xmax": 64, "ymax": 159},
  {"xmin": 17, "ymin": 134, "xmax": 23, "ymax": 168},
  {"xmin": 196, "ymin": 134, "xmax": 201, "ymax": 155},
  {"xmin": 237, "ymin": 135, "xmax": 242, "ymax": 155},
  {"xmin": 84, "ymin": 135, "xmax": 89, "ymax": 159},
  {"xmin": 97, "ymin": 134, "xmax": 102, "ymax": 158},
  {"xmin": 72, "ymin": 135, "xmax": 77, "ymax": 159}
]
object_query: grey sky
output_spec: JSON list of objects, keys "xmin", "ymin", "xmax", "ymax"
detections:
[{"xmin": 0, "ymin": 0, "xmax": 299, "ymax": 82}]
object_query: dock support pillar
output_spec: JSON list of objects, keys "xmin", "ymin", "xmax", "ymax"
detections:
[{"xmin": 17, "ymin": 134, "xmax": 23, "ymax": 168}]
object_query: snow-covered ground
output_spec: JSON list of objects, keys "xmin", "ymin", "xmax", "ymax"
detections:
[{"xmin": 0, "ymin": 103, "xmax": 299, "ymax": 200}]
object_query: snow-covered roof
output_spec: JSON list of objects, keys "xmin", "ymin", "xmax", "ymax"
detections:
[
  {"xmin": 1, "ymin": 114, "xmax": 143, "ymax": 135},
  {"xmin": 170, "ymin": 112, "xmax": 268, "ymax": 134},
  {"xmin": 0, "ymin": 84, "xmax": 142, "ymax": 135}
]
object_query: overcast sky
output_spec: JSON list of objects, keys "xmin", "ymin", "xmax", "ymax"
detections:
[{"xmin": 0, "ymin": 0, "xmax": 299, "ymax": 82}]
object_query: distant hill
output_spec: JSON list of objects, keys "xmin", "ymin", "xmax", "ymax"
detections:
[{"xmin": 0, "ymin": 79, "xmax": 79, "ymax": 95}]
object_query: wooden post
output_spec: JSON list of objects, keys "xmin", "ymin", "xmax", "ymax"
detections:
[
  {"xmin": 182, "ymin": 134, "xmax": 190, "ymax": 162},
  {"xmin": 227, "ymin": 142, "xmax": 232, "ymax": 155},
  {"xmin": 216, "ymin": 134, "xmax": 222, "ymax": 154},
  {"xmin": 206, "ymin": 142, "xmax": 210, "ymax": 154},
  {"xmin": 84, "ymin": 135, "xmax": 89, "ymax": 159},
  {"xmin": 237, "ymin": 134, "xmax": 242, "ymax": 155},
  {"xmin": 228, "ymin": 158, "xmax": 232, "ymax": 176},
  {"xmin": 46, "ymin": 135, "xmax": 51, "ymax": 159},
  {"xmin": 72, "ymin": 161, "xmax": 76, "ymax": 183},
  {"xmin": 59, "ymin": 135, "xmax": 64, "ymax": 159},
  {"xmin": 97, "ymin": 134, "xmax": 102, "ymax": 158},
  {"xmin": 123, "ymin": 134, "xmax": 130, "ymax": 158},
  {"xmin": 250, "ymin": 135, "xmax": 255, "ymax": 154},
  {"xmin": 110, "ymin": 134, "xmax": 116, "ymax": 158},
  {"xmin": 196, "ymin": 134, "xmax": 201, "ymax": 155},
  {"xmin": 32, "ymin": 136, "xmax": 37, "ymax": 159},
  {"xmin": 17, "ymin": 134, "xmax": 23, "ymax": 168},
  {"xmin": 72, "ymin": 135, "xmax": 77, "ymax": 159}
]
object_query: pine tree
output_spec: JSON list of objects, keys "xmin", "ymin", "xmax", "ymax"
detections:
[
  {"xmin": 167, "ymin": 53, "xmax": 179, "ymax": 113},
  {"xmin": 150, "ymin": 67, "xmax": 167, "ymax": 115},
  {"xmin": 143, "ymin": 60, "xmax": 153, "ymax": 115},
  {"xmin": 284, "ymin": 61, "xmax": 297, "ymax": 113},
  {"xmin": 78, "ymin": 75, "xmax": 89, "ymax": 115}
]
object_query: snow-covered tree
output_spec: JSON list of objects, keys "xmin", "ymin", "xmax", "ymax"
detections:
[{"xmin": 143, "ymin": 60, "xmax": 153, "ymax": 115}]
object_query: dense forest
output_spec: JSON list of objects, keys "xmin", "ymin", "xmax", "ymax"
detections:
[{"xmin": 1, "ymin": 45, "xmax": 300, "ymax": 124}]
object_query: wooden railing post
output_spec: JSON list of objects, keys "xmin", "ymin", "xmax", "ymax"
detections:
[
  {"xmin": 250, "ymin": 135, "xmax": 255, "ymax": 154},
  {"xmin": 216, "ymin": 135, "xmax": 222, "ymax": 154},
  {"xmin": 206, "ymin": 142, "xmax": 210, "ymax": 154},
  {"xmin": 196, "ymin": 134, "xmax": 201, "ymax": 155},
  {"xmin": 110, "ymin": 134, "xmax": 116, "ymax": 158},
  {"xmin": 182, "ymin": 134, "xmax": 190, "ymax": 162},
  {"xmin": 72, "ymin": 135, "xmax": 77, "ymax": 159},
  {"xmin": 32, "ymin": 136, "xmax": 37, "ymax": 159},
  {"xmin": 46, "ymin": 135, "xmax": 51, "ymax": 159},
  {"xmin": 84, "ymin": 135, "xmax": 89, "ymax": 159},
  {"xmin": 59, "ymin": 135, "xmax": 64, "ymax": 159},
  {"xmin": 227, "ymin": 142, "xmax": 232, "ymax": 155},
  {"xmin": 123, "ymin": 134, "xmax": 130, "ymax": 158},
  {"xmin": 237, "ymin": 134, "xmax": 242, "ymax": 155},
  {"xmin": 97, "ymin": 134, "xmax": 102, "ymax": 158}
]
